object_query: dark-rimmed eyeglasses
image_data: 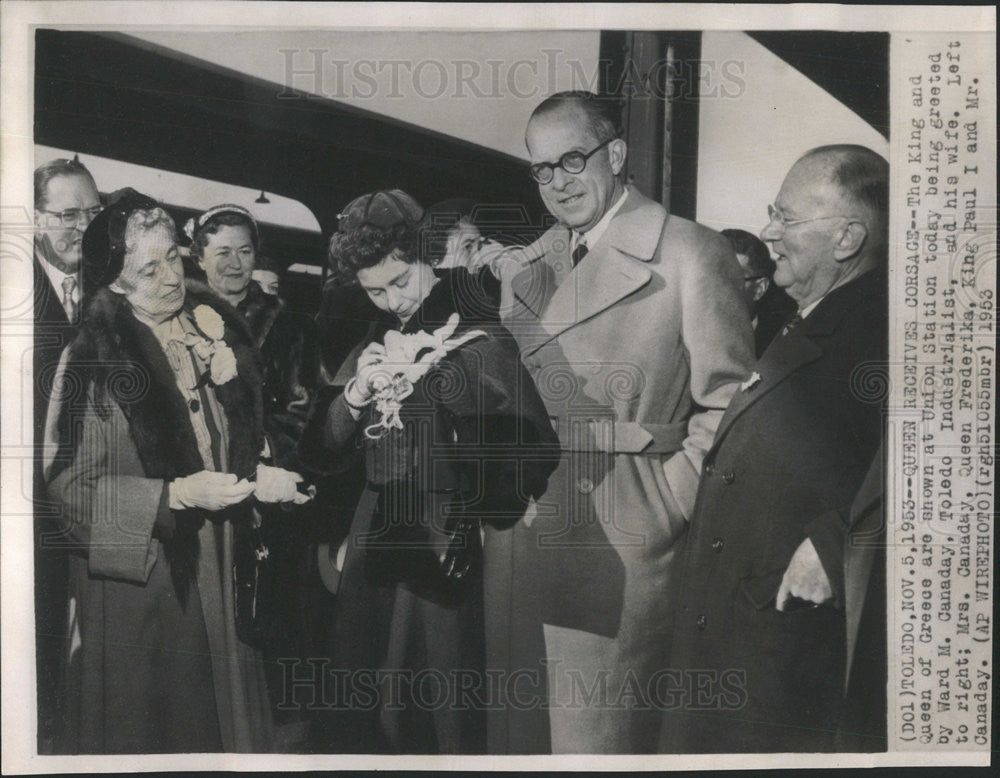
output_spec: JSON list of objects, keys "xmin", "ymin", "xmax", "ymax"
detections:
[
  {"xmin": 38, "ymin": 204, "xmax": 103, "ymax": 229},
  {"xmin": 529, "ymin": 138, "xmax": 615, "ymax": 185}
]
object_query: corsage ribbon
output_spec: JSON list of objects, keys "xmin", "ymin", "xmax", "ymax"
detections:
[{"xmin": 363, "ymin": 313, "xmax": 486, "ymax": 439}]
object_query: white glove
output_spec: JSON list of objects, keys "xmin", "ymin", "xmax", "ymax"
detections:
[
  {"xmin": 169, "ymin": 471, "xmax": 254, "ymax": 511},
  {"xmin": 255, "ymin": 463, "xmax": 311, "ymax": 505}
]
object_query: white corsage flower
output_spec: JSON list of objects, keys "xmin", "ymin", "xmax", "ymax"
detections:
[
  {"xmin": 193, "ymin": 305, "xmax": 226, "ymax": 341},
  {"xmin": 192, "ymin": 304, "xmax": 238, "ymax": 385},
  {"xmin": 209, "ymin": 343, "xmax": 239, "ymax": 385},
  {"xmin": 364, "ymin": 313, "xmax": 487, "ymax": 440}
]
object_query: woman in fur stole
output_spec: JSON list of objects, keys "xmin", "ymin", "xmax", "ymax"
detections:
[{"xmin": 44, "ymin": 190, "xmax": 308, "ymax": 753}]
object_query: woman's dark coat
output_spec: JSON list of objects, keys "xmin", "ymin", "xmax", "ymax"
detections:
[
  {"xmin": 45, "ymin": 282, "xmax": 274, "ymax": 753},
  {"xmin": 299, "ymin": 268, "xmax": 558, "ymax": 753}
]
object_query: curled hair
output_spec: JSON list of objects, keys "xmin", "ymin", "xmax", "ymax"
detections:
[
  {"xmin": 527, "ymin": 91, "xmax": 622, "ymax": 147},
  {"xmin": 34, "ymin": 158, "xmax": 97, "ymax": 210},
  {"xmin": 123, "ymin": 208, "xmax": 177, "ymax": 258},
  {"xmin": 190, "ymin": 211, "xmax": 259, "ymax": 258},
  {"xmin": 328, "ymin": 220, "xmax": 428, "ymax": 285}
]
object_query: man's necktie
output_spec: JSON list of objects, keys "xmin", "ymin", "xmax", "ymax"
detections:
[
  {"xmin": 61, "ymin": 276, "xmax": 78, "ymax": 324},
  {"xmin": 571, "ymin": 241, "xmax": 588, "ymax": 268},
  {"xmin": 781, "ymin": 311, "xmax": 803, "ymax": 337}
]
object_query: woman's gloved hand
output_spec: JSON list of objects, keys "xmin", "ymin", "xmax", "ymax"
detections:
[
  {"xmin": 254, "ymin": 463, "xmax": 313, "ymax": 505},
  {"xmin": 169, "ymin": 470, "xmax": 254, "ymax": 511}
]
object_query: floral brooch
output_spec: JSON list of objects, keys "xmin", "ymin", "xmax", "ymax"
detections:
[{"xmin": 192, "ymin": 305, "xmax": 239, "ymax": 385}]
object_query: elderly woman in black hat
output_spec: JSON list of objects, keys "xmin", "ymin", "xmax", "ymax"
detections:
[
  {"xmin": 44, "ymin": 190, "xmax": 307, "ymax": 754},
  {"xmin": 299, "ymin": 189, "xmax": 558, "ymax": 754}
]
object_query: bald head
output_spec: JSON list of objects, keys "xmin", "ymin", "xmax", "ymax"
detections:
[
  {"xmin": 799, "ymin": 144, "xmax": 888, "ymax": 255},
  {"xmin": 526, "ymin": 91, "xmax": 620, "ymax": 150},
  {"xmin": 761, "ymin": 145, "xmax": 888, "ymax": 307}
]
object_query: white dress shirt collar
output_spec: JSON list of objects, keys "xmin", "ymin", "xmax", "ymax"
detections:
[
  {"xmin": 799, "ymin": 297, "xmax": 823, "ymax": 320},
  {"xmin": 570, "ymin": 186, "xmax": 630, "ymax": 254}
]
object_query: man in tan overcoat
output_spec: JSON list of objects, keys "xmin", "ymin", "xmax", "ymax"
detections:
[{"xmin": 489, "ymin": 91, "xmax": 754, "ymax": 753}]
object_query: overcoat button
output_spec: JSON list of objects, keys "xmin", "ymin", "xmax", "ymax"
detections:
[
  {"xmin": 722, "ymin": 470, "xmax": 735, "ymax": 485},
  {"xmin": 577, "ymin": 477, "xmax": 595, "ymax": 495},
  {"xmin": 696, "ymin": 615, "xmax": 707, "ymax": 630},
  {"xmin": 704, "ymin": 462, "xmax": 715, "ymax": 476}
]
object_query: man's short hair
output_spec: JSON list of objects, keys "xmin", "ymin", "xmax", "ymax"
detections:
[
  {"xmin": 527, "ymin": 91, "xmax": 621, "ymax": 146},
  {"xmin": 803, "ymin": 144, "xmax": 888, "ymax": 249},
  {"xmin": 34, "ymin": 158, "xmax": 97, "ymax": 210},
  {"xmin": 721, "ymin": 229, "xmax": 774, "ymax": 277}
]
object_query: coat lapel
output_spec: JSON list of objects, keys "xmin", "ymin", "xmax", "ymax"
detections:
[
  {"xmin": 710, "ymin": 268, "xmax": 884, "ymax": 449},
  {"xmin": 538, "ymin": 247, "xmax": 651, "ymax": 344},
  {"xmin": 844, "ymin": 442, "xmax": 884, "ymax": 686},
  {"xmin": 238, "ymin": 281, "xmax": 282, "ymax": 349},
  {"xmin": 186, "ymin": 284, "xmax": 263, "ymax": 480},
  {"xmin": 711, "ymin": 328, "xmax": 823, "ymax": 448},
  {"xmin": 510, "ymin": 237, "xmax": 561, "ymax": 321},
  {"xmin": 516, "ymin": 190, "xmax": 662, "ymax": 356}
]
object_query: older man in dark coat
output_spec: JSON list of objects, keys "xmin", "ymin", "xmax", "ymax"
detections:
[{"xmin": 663, "ymin": 145, "xmax": 889, "ymax": 753}]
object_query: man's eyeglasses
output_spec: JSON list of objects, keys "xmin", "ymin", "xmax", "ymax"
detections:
[
  {"xmin": 38, "ymin": 204, "xmax": 103, "ymax": 229},
  {"xmin": 766, "ymin": 204, "xmax": 850, "ymax": 232},
  {"xmin": 529, "ymin": 138, "xmax": 615, "ymax": 185}
]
